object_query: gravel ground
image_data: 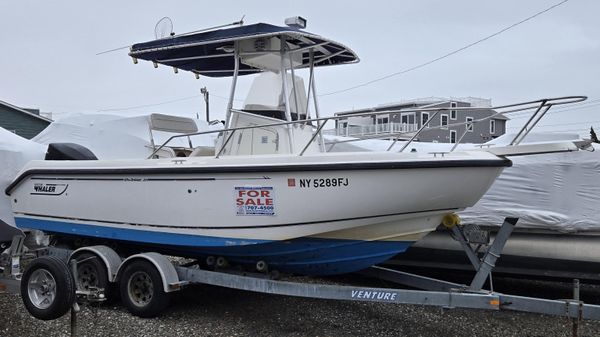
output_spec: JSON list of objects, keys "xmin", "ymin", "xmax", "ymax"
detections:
[{"xmin": 2, "ymin": 274, "xmax": 600, "ymax": 337}]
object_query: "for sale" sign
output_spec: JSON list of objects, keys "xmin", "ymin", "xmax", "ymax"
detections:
[{"xmin": 235, "ymin": 186, "xmax": 275, "ymax": 216}]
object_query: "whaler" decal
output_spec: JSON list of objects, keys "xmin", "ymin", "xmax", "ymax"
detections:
[{"xmin": 31, "ymin": 183, "xmax": 69, "ymax": 196}]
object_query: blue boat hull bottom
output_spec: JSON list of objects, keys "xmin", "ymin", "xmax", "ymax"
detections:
[
  {"xmin": 15, "ymin": 217, "xmax": 414, "ymax": 275},
  {"xmin": 197, "ymin": 238, "xmax": 412, "ymax": 275}
]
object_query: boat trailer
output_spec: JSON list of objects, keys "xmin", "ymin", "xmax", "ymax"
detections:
[{"xmin": 1, "ymin": 218, "xmax": 599, "ymax": 332}]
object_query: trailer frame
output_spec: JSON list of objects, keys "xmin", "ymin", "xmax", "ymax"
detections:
[{"xmin": 1, "ymin": 217, "xmax": 599, "ymax": 324}]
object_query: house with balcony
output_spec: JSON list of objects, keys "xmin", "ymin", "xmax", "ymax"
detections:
[{"xmin": 331, "ymin": 97, "xmax": 508, "ymax": 143}]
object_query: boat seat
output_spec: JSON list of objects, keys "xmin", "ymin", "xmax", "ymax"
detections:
[
  {"xmin": 145, "ymin": 145, "xmax": 177, "ymax": 158},
  {"xmin": 190, "ymin": 146, "xmax": 216, "ymax": 157}
]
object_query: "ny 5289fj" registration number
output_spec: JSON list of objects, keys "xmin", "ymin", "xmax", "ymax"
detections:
[{"xmin": 299, "ymin": 178, "xmax": 349, "ymax": 188}]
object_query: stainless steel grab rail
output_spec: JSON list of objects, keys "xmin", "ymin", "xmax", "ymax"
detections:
[{"xmin": 148, "ymin": 96, "xmax": 587, "ymax": 159}]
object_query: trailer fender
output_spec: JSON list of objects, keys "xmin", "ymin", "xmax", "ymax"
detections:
[
  {"xmin": 116, "ymin": 252, "xmax": 181, "ymax": 293},
  {"xmin": 69, "ymin": 245, "xmax": 122, "ymax": 282}
]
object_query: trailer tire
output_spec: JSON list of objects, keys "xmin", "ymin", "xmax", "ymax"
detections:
[
  {"xmin": 20, "ymin": 256, "xmax": 75, "ymax": 320},
  {"xmin": 71, "ymin": 252, "xmax": 115, "ymax": 302},
  {"xmin": 119, "ymin": 260, "xmax": 170, "ymax": 317}
]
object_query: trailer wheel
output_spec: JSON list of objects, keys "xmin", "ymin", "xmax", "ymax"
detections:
[
  {"xmin": 119, "ymin": 260, "xmax": 170, "ymax": 317},
  {"xmin": 71, "ymin": 252, "xmax": 114, "ymax": 301},
  {"xmin": 20, "ymin": 256, "xmax": 75, "ymax": 320}
]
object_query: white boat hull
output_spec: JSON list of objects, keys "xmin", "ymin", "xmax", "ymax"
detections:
[{"xmin": 7, "ymin": 151, "xmax": 508, "ymax": 274}]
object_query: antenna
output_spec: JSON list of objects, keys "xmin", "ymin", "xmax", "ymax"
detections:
[
  {"xmin": 154, "ymin": 17, "xmax": 174, "ymax": 39},
  {"xmin": 175, "ymin": 16, "xmax": 245, "ymax": 38},
  {"xmin": 97, "ymin": 16, "xmax": 244, "ymax": 56}
]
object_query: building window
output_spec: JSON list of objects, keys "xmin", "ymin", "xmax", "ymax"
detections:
[
  {"xmin": 466, "ymin": 117, "xmax": 473, "ymax": 132},
  {"xmin": 450, "ymin": 130, "xmax": 457, "ymax": 143},
  {"xmin": 421, "ymin": 112, "xmax": 429, "ymax": 127},
  {"xmin": 342, "ymin": 122, "xmax": 349, "ymax": 136},
  {"xmin": 441, "ymin": 114, "xmax": 448, "ymax": 129},
  {"xmin": 401, "ymin": 113, "xmax": 415, "ymax": 125},
  {"xmin": 450, "ymin": 102, "xmax": 457, "ymax": 120},
  {"xmin": 377, "ymin": 117, "xmax": 389, "ymax": 133},
  {"xmin": 490, "ymin": 120, "xmax": 496, "ymax": 134}
]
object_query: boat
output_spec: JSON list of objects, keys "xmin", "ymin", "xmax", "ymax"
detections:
[{"xmin": 4, "ymin": 18, "xmax": 585, "ymax": 275}]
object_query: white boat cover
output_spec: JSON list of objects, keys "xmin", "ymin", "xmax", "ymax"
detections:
[
  {"xmin": 327, "ymin": 133, "xmax": 600, "ymax": 233},
  {"xmin": 0, "ymin": 128, "xmax": 47, "ymax": 226},
  {"xmin": 460, "ymin": 134, "xmax": 600, "ymax": 233},
  {"xmin": 33, "ymin": 113, "xmax": 220, "ymax": 159}
]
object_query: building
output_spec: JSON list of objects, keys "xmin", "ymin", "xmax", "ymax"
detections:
[
  {"xmin": 0, "ymin": 100, "xmax": 52, "ymax": 139},
  {"xmin": 332, "ymin": 97, "xmax": 508, "ymax": 143}
]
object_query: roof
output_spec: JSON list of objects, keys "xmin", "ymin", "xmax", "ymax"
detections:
[
  {"xmin": 129, "ymin": 23, "xmax": 359, "ymax": 78},
  {"xmin": 0, "ymin": 100, "xmax": 52, "ymax": 123}
]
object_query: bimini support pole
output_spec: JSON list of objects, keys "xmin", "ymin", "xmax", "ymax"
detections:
[
  {"xmin": 218, "ymin": 43, "xmax": 240, "ymax": 157},
  {"xmin": 304, "ymin": 51, "xmax": 314, "ymax": 122},
  {"xmin": 280, "ymin": 36, "xmax": 295, "ymax": 153},
  {"xmin": 309, "ymin": 49, "xmax": 326, "ymax": 153},
  {"xmin": 289, "ymin": 53, "xmax": 300, "ymax": 121},
  {"xmin": 224, "ymin": 44, "xmax": 240, "ymax": 129}
]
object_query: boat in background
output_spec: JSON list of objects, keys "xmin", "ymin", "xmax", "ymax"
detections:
[
  {"xmin": 0, "ymin": 127, "xmax": 46, "ymax": 234},
  {"xmin": 5, "ymin": 18, "xmax": 587, "ymax": 275},
  {"xmin": 32, "ymin": 112, "xmax": 221, "ymax": 159}
]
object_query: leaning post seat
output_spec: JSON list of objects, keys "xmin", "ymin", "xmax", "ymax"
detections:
[{"xmin": 45, "ymin": 143, "xmax": 98, "ymax": 160}]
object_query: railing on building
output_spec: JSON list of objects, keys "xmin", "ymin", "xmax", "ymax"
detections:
[{"xmin": 324, "ymin": 122, "xmax": 419, "ymax": 137}]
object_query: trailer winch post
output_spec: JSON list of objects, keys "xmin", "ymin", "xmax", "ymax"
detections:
[
  {"xmin": 450, "ymin": 226, "xmax": 481, "ymax": 269},
  {"xmin": 468, "ymin": 217, "xmax": 517, "ymax": 291}
]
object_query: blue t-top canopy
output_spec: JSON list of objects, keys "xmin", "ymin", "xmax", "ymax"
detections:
[{"xmin": 129, "ymin": 23, "xmax": 359, "ymax": 77}]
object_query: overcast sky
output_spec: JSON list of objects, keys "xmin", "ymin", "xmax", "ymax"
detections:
[{"xmin": 1, "ymin": 0, "xmax": 598, "ymax": 135}]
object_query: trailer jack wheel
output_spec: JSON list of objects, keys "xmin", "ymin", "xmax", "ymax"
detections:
[
  {"xmin": 119, "ymin": 260, "xmax": 170, "ymax": 317},
  {"xmin": 21, "ymin": 256, "xmax": 75, "ymax": 320}
]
